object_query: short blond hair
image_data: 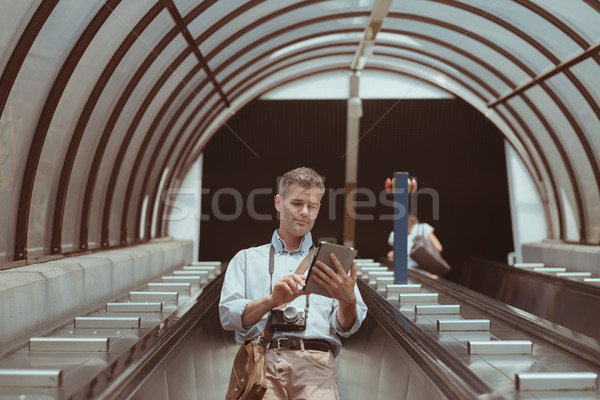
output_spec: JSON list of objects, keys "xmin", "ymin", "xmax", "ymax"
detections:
[{"xmin": 278, "ymin": 167, "xmax": 325, "ymax": 196}]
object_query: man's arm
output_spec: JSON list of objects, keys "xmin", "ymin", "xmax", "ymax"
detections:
[{"xmin": 335, "ymin": 293, "xmax": 357, "ymax": 331}]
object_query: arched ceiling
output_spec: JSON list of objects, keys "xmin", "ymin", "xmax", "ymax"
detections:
[{"xmin": 0, "ymin": 0, "xmax": 599, "ymax": 265}]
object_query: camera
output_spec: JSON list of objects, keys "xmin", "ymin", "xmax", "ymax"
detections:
[{"xmin": 270, "ymin": 306, "xmax": 306, "ymax": 331}]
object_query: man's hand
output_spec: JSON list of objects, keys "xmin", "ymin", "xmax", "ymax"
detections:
[
  {"xmin": 241, "ymin": 274, "xmax": 306, "ymax": 327},
  {"xmin": 311, "ymin": 254, "xmax": 357, "ymax": 306},
  {"xmin": 269, "ymin": 274, "xmax": 306, "ymax": 308},
  {"xmin": 310, "ymin": 254, "xmax": 358, "ymax": 331}
]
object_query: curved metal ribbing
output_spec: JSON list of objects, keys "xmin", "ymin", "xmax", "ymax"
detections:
[
  {"xmin": 158, "ymin": 11, "xmax": 558, "ymax": 237},
  {"xmin": 120, "ymin": 63, "xmax": 203, "ymax": 243},
  {"xmin": 139, "ymin": 10, "xmax": 369, "ymax": 239},
  {"xmin": 430, "ymin": 0, "xmax": 591, "ymax": 242},
  {"xmin": 108, "ymin": 0, "xmax": 261, "ymax": 244},
  {"xmin": 14, "ymin": 0, "xmax": 120, "ymax": 259},
  {"xmin": 122, "ymin": 1, "xmax": 341, "ymax": 243},
  {"xmin": 0, "ymin": 0, "xmax": 59, "ymax": 260},
  {"xmin": 52, "ymin": 2, "xmax": 165, "ymax": 253},
  {"xmin": 81, "ymin": 21, "xmax": 181, "ymax": 248}
]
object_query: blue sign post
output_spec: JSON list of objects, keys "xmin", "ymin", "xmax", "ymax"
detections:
[{"xmin": 393, "ymin": 172, "xmax": 409, "ymax": 284}]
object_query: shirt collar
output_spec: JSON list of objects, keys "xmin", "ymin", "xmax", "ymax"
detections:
[{"xmin": 272, "ymin": 230, "xmax": 313, "ymax": 255}]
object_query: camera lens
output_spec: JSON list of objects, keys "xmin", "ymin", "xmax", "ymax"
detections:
[{"xmin": 282, "ymin": 306, "xmax": 299, "ymax": 323}]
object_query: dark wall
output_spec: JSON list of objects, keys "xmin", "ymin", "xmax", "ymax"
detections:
[
  {"xmin": 199, "ymin": 98, "xmax": 513, "ymax": 281},
  {"xmin": 199, "ymin": 100, "xmax": 348, "ymax": 260},
  {"xmin": 354, "ymin": 99, "xmax": 513, "ymax": 281}
]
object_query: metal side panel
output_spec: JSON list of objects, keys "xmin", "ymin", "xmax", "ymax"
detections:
[
  {"xmin": 74, "ymin": 317, "xmax": 141, "ymax": 329},
  {"xmin": 0, "ymin": 369, "xmax": 62, "ymax": 387},
  {"xmin": 516, "ymin": 372, "xmax": 598, "ymax": 391},
  {"xmin": 129, "ymin": 291, "xmax": 178, "ymax": 302},
  {"xmin": 29, "ymin": 337, "xmax": 109, "ymax": 352},
  {"xmin": 147, "ymin": 282, "xmax": 191, "ymax": 294},
  {"xmin": 106, "ymin": 302, "xmax": 162, "ymax": 312},
  {"xmin": 468, "ymin": 340, "xmax": 533, "ymax": 355}
]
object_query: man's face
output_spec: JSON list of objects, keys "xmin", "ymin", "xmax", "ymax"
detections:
[{"xmin": 275, "ymin": 183, "xmax": 323, "ymax": 239}]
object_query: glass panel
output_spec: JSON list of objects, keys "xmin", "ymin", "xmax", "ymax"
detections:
[
  {"xmin": 139, "ymin": 195, "xmax": 148, "ymax": 239},
  {"xmin": 561, "ymin": 187, "xmax": 580, "ymax": 242},
  {"xmin": 87, "ymin": 10, "xmax": 177, "ymax": 248},
  {"xmin": 1, "ymin": 0, "xmax": 102, "ymax": 257},
  {"xmin": 66, "ymin": 6, "xmax": 174, "ymax": 250},
  {"xmin": 167, "ymin": 157, "xmax": 200, "ymax": 261},
  {"xmin": 104, "ymin": 35, "xmax": 188, "ymax": 246},
  {"xmin": 224, "ymin": 45, "xmax": 356, "ymax": 98},
  {"xmin": 261, "ymin": 70, "xmax": 453, "ymax": 100},
  {"xmin": 367, "ymin": 56, "xmax": 487, "ymax": 105},
  {"xmin": 496, "ymin": 104, "xmax": 561, "ymax": 240},
  {"xmin": 219, "ymin": 37, "xmax": 361, "ymax": 94},
  {"xmin": 541, "ymin": 75, "xmax": 600, "ymax": 242},
  {"xmin": 571, "ymin": 59, "xmax": 600, "ymax": 161},
  {"xmin": 376, "ymin": 44, "xmax": 502, "ymax": 99},
  {"xmin": 152, "ymin": 168, "xmax": 170, "ymax": 239},
  {"xmin": 120, "ymin": 52, "xmax": 197, "ymax": 243},
  {"xmin": 505, "ymin": 142, "xmax": 548, "ymax": 263},
  {"xmin": 530, "ymin": 0, "xmax": 600, "ymax": 44},
  {"xmin": 385, "ymin": 17, "xmax": 540, "ymax": 89},
  {"xmin": 202, "ymin": 16, "xmax": 363, "ymax": 73},
  {"xmin": 38, "ymin": 0, "xmax": 159, "ymax": 253},
  {"xmin": 0, "ymin": 104, "xmax": 18, "ymax": 259},
  {"xmin": 0, "ymin": 0, "xmax": 38, "ymax": 73},
  {"xmin": 506, "ymin": 96, "xmax": 579, "ymax": 242},
  {"xmin": 455, "ymin": 0, "xmax": 582, "ymax": 59},
  {"xmin": 137, "ymin": 80, "xmax": 216, "ymax": 238},
  {"xmin": 388, "ymin": 6, "xmax": 553, "ymax": 76}
]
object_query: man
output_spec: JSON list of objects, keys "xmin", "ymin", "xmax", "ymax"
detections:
[{"xmin": 220, "ymin": 167, "xmax": 368, "ymax": 399}]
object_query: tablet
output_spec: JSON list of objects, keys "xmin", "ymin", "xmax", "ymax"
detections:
[{"xmin": 304, "ymin": 242, "xmax": 358, "ymax": 298}]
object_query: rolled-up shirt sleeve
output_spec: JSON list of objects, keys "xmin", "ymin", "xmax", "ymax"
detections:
[
  {"xmin": 219, "ymin": 251, "xmax": 251, "ymax": 332},
  {"xmin": 331, "ymin": 283, "xmax": 368, "ymax": 337}
]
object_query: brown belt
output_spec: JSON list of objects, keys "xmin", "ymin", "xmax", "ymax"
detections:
[{"xmin": 269, "ymin": 337, "xmax": 331, "ymax": 352}]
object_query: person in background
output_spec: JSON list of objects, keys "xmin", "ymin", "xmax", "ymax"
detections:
[
  {"xmin": 220, "ymin": 166, "xmax": 368, "ymax": 399},
  {"xmin": 386, "ymin": 214, "xmax": 443, "ymax": 268}
]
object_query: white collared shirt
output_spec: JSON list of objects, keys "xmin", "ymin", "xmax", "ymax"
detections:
[{"xmin": 219, "ymin": 230, "xmax": 368, "ymax": 356}]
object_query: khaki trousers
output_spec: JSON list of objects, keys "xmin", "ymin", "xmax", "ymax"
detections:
[{"xmin": 263, "ymin": 347, "xmax": 340, "ymax": 400}]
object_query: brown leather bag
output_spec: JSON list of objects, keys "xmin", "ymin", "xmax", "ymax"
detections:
[
  {"xmin": 224, "ymin": 246, "xmax": 314, "ymax": 400},
  {"xmin": 225, "ymin": 338, "xmax": 268, "ymax": 400},
  {"xmin": 409, "ymin": 225, "xmax": 450, "ymax": 277}
]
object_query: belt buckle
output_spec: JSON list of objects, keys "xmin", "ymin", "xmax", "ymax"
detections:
[{"xmin": 277, "ymin": 337, "xmax": 290, "ymax": 349}]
